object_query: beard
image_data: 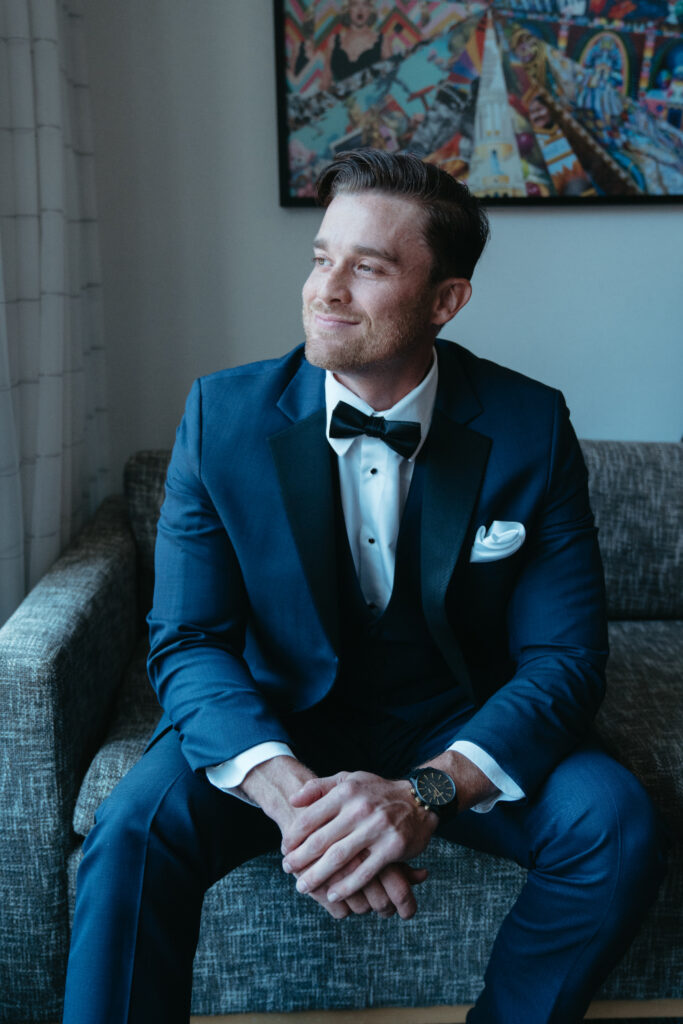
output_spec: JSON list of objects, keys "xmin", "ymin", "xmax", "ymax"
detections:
[{"xmin": 302, "ymin": 297, "xmax": 435, "ymax": 376}]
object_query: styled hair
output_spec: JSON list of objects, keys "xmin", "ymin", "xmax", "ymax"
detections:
[{"xmin": 315, "ymin": 149, "xmax": 489, "ymax": 281}]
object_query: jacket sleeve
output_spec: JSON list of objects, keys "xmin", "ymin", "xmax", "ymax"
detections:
[
  {"xmin": 455, "ymin": 393, "xmax": 609, "ymax": 798},
  {"xmin": 147, "ymin": 379, "xmax": 294, "ymax": 771}
]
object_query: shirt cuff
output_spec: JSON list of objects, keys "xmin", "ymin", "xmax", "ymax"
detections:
[
  {"xmin": 206, "ymin": 742, "xmax": 296, "ymax": 805},
  {"xmin": 449, "ymin": 739, "xmax": 525, "ymax": 814}
]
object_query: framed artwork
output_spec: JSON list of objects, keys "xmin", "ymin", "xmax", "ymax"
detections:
[{"xmin": 273, "ymin": 0, "xmax": 683, "ymax": 203}]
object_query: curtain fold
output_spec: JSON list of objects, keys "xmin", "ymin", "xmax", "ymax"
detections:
[{"xmin": 0, "ymin": 0, "xmax": 109, "ymax": 626}]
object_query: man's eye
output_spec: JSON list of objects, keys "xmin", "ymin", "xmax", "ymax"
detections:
[
  {"xmin": 357, "ymin": 263, "xmax": 377, "ymax": 274},
  {"xmin": 311, "ymin": 255, "xmax": 328, "ymax": 266}
]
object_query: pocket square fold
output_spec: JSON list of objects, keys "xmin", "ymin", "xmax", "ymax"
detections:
[{"xmin": 470, "ymin": 521, "xmax": 526, "ymax": 563}]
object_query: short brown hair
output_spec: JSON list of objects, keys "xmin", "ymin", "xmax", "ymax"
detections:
[{"xmin": 315, "ymin": 149, "xmax": 490, "ymax": 281}]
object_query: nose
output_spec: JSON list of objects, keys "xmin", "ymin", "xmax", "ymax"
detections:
[{"xmin": 318, "ymin": 264, "xmax": 351, "ymax": 305}]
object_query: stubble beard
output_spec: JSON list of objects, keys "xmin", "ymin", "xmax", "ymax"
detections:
[{"xmin": 302, "ymin": 300, "xmax": 434, "ymax": 376}]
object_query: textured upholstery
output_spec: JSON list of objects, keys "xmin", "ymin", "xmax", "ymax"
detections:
[
  {"xmin": 0, "ymin": 497, "xmax": 137, "ymax": 1021},
  {"xmin": 1, "ymin": 440, "xmax": 681, "ymax": 1021},
  {"xmin": 596, "ymin": 620, "xmax": 683, "ymax": 837},
  {"xmin": 580, "ymin": 441, "xmax": 683, "ymax": 620},
  {"xmin": 72, "ymin": 635, "xmax": 161, "ymax": 837},
  {"xmin": 123, "ymin": 449, "xmax": 169, "ymax": 619}
]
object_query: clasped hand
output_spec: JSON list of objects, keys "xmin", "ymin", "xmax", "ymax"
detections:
[{"xmin": 280, "ymin": 770, "xmax": 438, "ymax": 921}]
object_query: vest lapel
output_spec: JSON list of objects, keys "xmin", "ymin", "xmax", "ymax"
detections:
[{"xmin": 269, "ymin": 410, "xmax": 340, "ymax": 653}]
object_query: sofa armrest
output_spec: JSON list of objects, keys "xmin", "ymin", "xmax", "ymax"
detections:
[{"xmin": 0, "ymin": 494, "xmax": 138, "ymax": 1020}]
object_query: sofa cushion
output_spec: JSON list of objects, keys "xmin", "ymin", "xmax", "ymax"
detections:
[
  {"xmin": 67, "ymin": 818, "xmax": 682, "ymax": 1009},
  {"xmin": 73, "ymin": 636, "xmax": 161, "ymax": 836},
  {"xmin": 595, "ymin": 619, "xmax": 683, "ymax": 839},
  {"xmin": 580, "ymin": 440, "xmax": 683, "ymax": 620}
]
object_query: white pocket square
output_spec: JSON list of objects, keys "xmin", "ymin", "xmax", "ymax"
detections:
[{"xmin": 470, "ymin": 521, "xmax": 526, "ymax": 563}]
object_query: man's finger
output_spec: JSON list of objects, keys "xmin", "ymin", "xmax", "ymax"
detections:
[
  {"xmin": 330, "ymin": 886, "xmax": 371, "ymax": 916},
  {"xmin": 287, "ymin": 852, "xmax": 368, "ymax": 919},
  {"xmin": 314, "ymin": 894, "xmax": 351, "ymax": 920},
  {"xmin": 378, "ymin": 864, "xmax": 427, "ymax": 920},
  {"xmin": 289, "ymin": 772, "xmax": 348, "ymax": 808},
  {"xmin": 401, "ymin": 865, "xmax": 429, "ymax": 886},
  {"xmin": 281, "ymin": 786, "xmax": 347, "ymax": 854},
  {"xmin": 325, "ymin": 844, "xmax": 397, "ymax": 904},
  {"xmin": 283, "ymin": 805, "xmax": 359, "ymax": 872},
  {"xmin": 294, "ymin": 822, "xmax": 375, "ymax": 894}
]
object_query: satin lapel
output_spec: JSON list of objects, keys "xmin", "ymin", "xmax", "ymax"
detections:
[
  {"xmin": 422, "ymin": 407, "xmax": 491, "ymax": 699},
  {"xmin": 268, "ymin": 410, "xmax": 339, "ymax": 652}
]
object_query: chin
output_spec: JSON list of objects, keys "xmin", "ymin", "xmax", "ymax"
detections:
[
  {"xmin": 303, "ymin": 318, "xmax": 350, "ymax": 371},
  {"xmin": 305, "ymin": 337, "xmax": 347, "ymax": 372}
]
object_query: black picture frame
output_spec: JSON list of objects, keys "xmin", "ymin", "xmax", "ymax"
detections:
[{"xmin": 274, "ymin": 0, "xmax": 683, "ymax": 205}]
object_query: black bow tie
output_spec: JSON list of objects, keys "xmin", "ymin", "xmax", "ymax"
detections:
[{"xmin": 329, "ymin": 401, "xmax": 421, "ymax": 459}]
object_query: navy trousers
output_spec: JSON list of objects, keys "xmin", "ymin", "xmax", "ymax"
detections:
[{"xmin": 63, "ymin": 727, "xmax": 667, "ymax": 1024}]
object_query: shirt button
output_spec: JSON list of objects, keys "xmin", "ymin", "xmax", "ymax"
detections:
[
  {"xmin": 370, "ymin": 468, "xmax": 378, "ymax": 475},
  {"xmin": 368, "ymin": 537, "xmax": 375, "ymax": 544}
]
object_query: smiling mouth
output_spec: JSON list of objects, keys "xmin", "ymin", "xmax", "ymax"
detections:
[{"xmin": 313, "ymin": 311, "xmax": 361, "ymax": 326}]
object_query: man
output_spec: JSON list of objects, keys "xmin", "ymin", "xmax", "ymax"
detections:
[{"xmin": 63, "ymin": 150, "xmax": 666, "ymax": 1023}]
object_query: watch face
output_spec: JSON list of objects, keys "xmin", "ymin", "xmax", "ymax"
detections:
[{"xmin": 415, "ymin": 767, "xmax": 456, "ymax": 807}]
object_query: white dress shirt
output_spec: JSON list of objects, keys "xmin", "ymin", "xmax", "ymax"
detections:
[{"xmin": 207, "ymin": 353, "xmax": 524, "ymax": 812}]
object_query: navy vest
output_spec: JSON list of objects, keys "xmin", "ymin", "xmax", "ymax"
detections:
[{"xmin": 324, "ymin": 454, "xmax": 475, "ymax": 776}]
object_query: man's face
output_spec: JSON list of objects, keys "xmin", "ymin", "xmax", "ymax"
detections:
[{"xmin": 302, "ymin": 191, "xmax": 441, "ymax": 379}]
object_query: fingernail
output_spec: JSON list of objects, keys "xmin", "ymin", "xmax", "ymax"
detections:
[
  {"xmin": 282, "ymin": 859, "xmax": 292, "ymax": 874},
  {"xmin": 296, "ymin": 878, "xmax": 309, "ymax": 893},
  {"xmin": 328, "ymin": 890, "xmax": 339, "ymax": 902}
]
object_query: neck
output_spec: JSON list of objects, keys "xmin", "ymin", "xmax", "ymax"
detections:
[{"xmin": 333, "ymin": 350, "xmax": 434, "ymax": 412}]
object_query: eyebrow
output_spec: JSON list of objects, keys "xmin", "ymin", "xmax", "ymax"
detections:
[{"xmin": 312, "ymin": 237, "xmax": 400, "ymax": 263}]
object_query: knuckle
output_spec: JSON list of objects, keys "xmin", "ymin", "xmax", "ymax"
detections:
[
  {"xmin": 355, "ymin": 797, "xmax": 372, "ymax": 818},
  {"xmin": 296, "ymin": 814, "xmax": 311, "ymax": 835},
  {"xmin": 386, "ymin": 834, "xmax": 405, "ymax": 858},
  {"xmin": 310, "ymin": 835, "xmax": 325, "ymax": 857},
  {"xmin": 394, "ymin": 882, "xmax": 412, "ymax": 906},
  {"xmin": 359, "ymin": 866, "xmax": 375, "ymax": 890},
  {"xmin": 338, "ymin": 780, "xmax": 353, "ymax": 800},
  {"xmin": 331, "ymin": 844, "xmax": 347, "ymax": 867}
]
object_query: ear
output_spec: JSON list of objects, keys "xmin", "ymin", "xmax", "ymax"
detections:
[{"xmin": 431, "ymin": 278, "xmax": 472, "ymax": 327}]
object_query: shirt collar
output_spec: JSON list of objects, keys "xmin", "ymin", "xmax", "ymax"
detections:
[{"xmin": 325, "ymin": 349, "xmax": 438, "ymax": 461}]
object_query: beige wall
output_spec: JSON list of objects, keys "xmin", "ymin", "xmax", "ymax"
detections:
[{"xmin": 83, "ymin": 0, "xmax": 683, "ymax": 488}]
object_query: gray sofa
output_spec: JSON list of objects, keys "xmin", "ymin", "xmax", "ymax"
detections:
[{"xmin": 1, "ymin": 440, "xmax": 681, "ymax": 1023}]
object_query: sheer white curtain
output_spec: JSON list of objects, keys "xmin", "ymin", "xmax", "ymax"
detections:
[{"xmin": 0, "ymin": 0, "xmax": 109, "ymax": 626}]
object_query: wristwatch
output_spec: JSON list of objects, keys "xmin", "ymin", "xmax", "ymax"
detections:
[{"xmin": 406, "ymin": 766, "xmax": 458, "ymax": 820}]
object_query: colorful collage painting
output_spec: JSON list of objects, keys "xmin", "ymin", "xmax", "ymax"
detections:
[{"xmin": 274, "ymin": 0, "xmax": 683, "ymax": 201}]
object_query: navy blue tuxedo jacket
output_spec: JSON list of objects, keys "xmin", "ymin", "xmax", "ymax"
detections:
[{"xmin": 147, "ymin": 340, "xmax": 608, "ymax": 798}]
